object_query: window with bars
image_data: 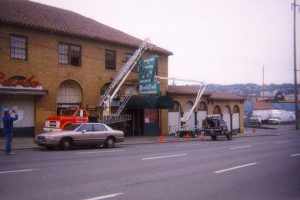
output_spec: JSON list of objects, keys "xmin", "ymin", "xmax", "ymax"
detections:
[
  {"xmin": 58, "ymin": 43, "xmax": 81, "ymax": 66},
  {"xmin": 105, "ymin": 49, "xmax": 116, "ymax": 69},
  {"xmin": 10, "ymin": 35, "xmax": 27, "ymax": 60}
]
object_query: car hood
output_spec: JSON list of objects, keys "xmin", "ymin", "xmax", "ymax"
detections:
[{"xmin": 38, "ymin": 131, "xmax": 75, "ymax": 137}]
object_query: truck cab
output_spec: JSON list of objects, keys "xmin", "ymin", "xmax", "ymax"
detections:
[{"xmin": 43, "ymin": 108, "xmax": 88, "ymax": 132}]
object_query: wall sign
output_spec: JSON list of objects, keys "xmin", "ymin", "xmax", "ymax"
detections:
[
  {"xmin": 138, "ymin": 55, "xmax": 158, "ymax": 84},
  {"xmin": 139, "ymin": 82, "xmax": 160, "ymax": 95}
]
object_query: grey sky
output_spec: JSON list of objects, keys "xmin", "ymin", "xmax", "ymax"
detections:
[{"xmin": 32, "ymin": 0, "xmax": 297, "ymax": 84}]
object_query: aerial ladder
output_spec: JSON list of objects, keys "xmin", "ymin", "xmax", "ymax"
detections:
[
  {"xmin": 155, "ymin": 76, "xmax": 206, "ymax": 137},
  {"xmin": 99, "ymin": 39, "xmax": 152, "ymax": 124}
]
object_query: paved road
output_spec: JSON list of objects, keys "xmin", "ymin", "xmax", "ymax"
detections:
[{"xmin": 1, "ymin": 129, "xmax": 300, "ymax": 200}]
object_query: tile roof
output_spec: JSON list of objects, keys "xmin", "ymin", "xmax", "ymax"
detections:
[
  {"xmin": 0, "ymin": 0, "xmax": 172, "ymax": 55},
  {"xmin": 168, "ymin": 85, "xmax": 245, "ymax": 101},
  {"xmin": 253, "ymin": 101, "xmax": 273, "ymax": 110}
]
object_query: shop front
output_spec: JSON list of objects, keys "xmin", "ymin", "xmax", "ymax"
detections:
[
  {"xmin": 0, "ymin": 75, "xmax": 48, "ymax": 136},
  {"xmin": 125, "ymin": 95, "xmax": 174, "ymax": 136}
]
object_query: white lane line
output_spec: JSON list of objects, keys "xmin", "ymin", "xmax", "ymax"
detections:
[
  {"xmin": 275, "ymin": 141, "xmax": 290, "ymax": 144},
  {"xmin": 214, "ymin": 162, "xmax": 257, "ymax": 174},
  {"xmin": 142, "ymin": 153, "xmax": 187, "ymax": 161},
  {"xmin": 290, "ymin": 153, "xmax": 300, "ymax": 157},
  {"xmin": 229, "ymin": 145, "xmax": 252, "ymax": 150},
  {"xmin": 77, "ymin": 150, "xmax": 125, "ymax": 155},
  {"xmin": 177, "ymin": 144, "xmax": 202, "ymax": 147},
  {"xmin": 0, "ymin": 168, "xmax": 39, "ymax": 174},
  {"xmin": 83, "ymin": 193, "xmax": 123, "ymax": 200}
]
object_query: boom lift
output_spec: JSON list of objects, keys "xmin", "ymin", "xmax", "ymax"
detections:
[
  {"xmin": 155, "ymin": 76, "xmax": 206, "ymax": 137},
  {"xmin": 99, "ymin": 39, "xmax": 152, "ymax": 124}
]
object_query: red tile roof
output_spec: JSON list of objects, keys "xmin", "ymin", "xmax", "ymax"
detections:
[
  {"xmin": 0, "ymin": 0, "xmax": 172, "ymax": 55},
  {"xmin": 168, "ymin": 85, "xmax": 245, "ymax": 101},
  {"xmin": 253, "ymin": 101, "xmax": 273, "ymax": 110}
]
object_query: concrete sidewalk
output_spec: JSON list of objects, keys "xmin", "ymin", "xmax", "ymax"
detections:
[{"xmin": 0, "ymin": 128, "xmax": 281, "ymax": 150}]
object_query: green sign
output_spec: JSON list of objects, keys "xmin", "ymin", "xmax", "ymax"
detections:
[
  {"xmin": 138, "ymin": 55, "xmax": 158, "ymax": 84},
  {"xmin": 139, "ymin": 82, "xmax": 160, "ymax": 95}
]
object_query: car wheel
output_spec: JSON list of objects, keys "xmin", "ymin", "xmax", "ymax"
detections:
[
  {"xmin": 105, "ymin": 137, "xmax": 115, "ymax": 148},
  {"xmin": 60, "ymin": 138, "xmax": 72, "ymax": 150},
  {"xmin": 211, "ymin": 135, "xmax": 217, "ymax": 141},
  {"xmin": 227, "ymin": 133, "xmax": 233, "ymax": 140}
]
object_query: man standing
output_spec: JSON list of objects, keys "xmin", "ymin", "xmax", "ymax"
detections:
[{"xmin": 2, "ymin": 108, "xmax": 18, "ymax": 155}]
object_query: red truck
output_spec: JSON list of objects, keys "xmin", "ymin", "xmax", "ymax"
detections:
[{"xmin": 43, "ymin": 108, "xmax": 89, "ymax": 132}]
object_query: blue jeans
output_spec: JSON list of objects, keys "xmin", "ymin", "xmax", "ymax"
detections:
[{"xmin": 4, "ymin": 133, "xmax": 13, "ymax": 154}]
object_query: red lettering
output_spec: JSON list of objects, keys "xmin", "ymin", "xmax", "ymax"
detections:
[{"xmin": 0, "ymin": 73, "xmax": 41, "ymax": 88}]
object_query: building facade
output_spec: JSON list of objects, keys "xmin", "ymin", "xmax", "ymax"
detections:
[
  {"xmin": 0, "ymin": 0, "xmax": 171, "ymax": 136},
  {"xmin": 168, "ymin": 86, "xmax": 245, "ymax": 134},
  {"xmin": 0, "ymin": 0, "xmax": 245, "ymax": 137}
]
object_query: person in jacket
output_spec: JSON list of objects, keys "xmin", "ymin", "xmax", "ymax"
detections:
[{"xmin": 2, "ymin": 108, "xmax": 18, "ymax": 155}]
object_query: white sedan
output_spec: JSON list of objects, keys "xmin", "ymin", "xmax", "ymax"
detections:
[{"xmin": 35, "ymin": 123, "xmax": 124, "ymax": 150}]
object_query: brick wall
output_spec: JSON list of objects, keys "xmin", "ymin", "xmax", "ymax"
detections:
[{"xmin": 0, "ymin": 24, "xmax": 170, "ymax": 134}]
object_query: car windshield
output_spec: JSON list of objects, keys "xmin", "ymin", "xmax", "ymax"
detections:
[
  {"xmin": 63, "ymin": 123, "xmax": 82, "ymax": 131},
  {"xmin": 61, "ymin": 109, "xmax": 76, "ymax": 116}
]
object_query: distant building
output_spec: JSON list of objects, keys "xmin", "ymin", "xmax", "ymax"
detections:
[{"xmin": 167, "ymin": 85, "xmax": 245, "ymax": 134}]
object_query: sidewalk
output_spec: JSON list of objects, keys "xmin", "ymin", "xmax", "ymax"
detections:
[{"xmin": 0, "ymin": 128, "xmax": 281, "ymax": 150}]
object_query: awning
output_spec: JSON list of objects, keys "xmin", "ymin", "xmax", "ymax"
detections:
[
  {"xmin": 126, "ymin": 95, "xmax": 174, "ymax": 109},
  {"xmin": 0, "ymin": 88, "xmax": 48, "ymax": 95}
]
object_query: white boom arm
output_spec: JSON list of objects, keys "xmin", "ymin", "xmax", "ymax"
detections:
[
  {"xmin": 100, "ymin": 39, "xmax": 151, "ymax": 116},
  {"xmin": 155, "ymin": 76, "xmax": 206, "ymax": 129}
]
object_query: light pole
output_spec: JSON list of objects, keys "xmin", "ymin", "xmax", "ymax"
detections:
[{"xmin": 293, "ymin": 0, "xmax": 300, "ymax": 130}]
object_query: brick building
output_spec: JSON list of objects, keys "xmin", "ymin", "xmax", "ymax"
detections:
[
  {"xmin": 0, "ymin": 0, "xmax": 172, "ymax": 136},
  {"xmin": 0, "ymin": 0, "xmax": 245, "ymax": 137}
]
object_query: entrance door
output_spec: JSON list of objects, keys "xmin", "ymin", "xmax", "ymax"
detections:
[
  {"xmin": 0, "ymin": 95, "xmax": 34, "ymax": 136},
  {"xmin": 144, "ymin": 109, "xmax": 160, "ymax": 136},
  {"xmin": 183, "ymin": 101, "xmax": 195, "ymax": 131},
  {"xmin": 223, "ymin": 106, "xmax": 232, "ymax": 131},
  {"xmin": 197, "ymin": 111, "xmax": 207, "ymax": 129},
  {"xmin": 232, "ymin": 105, "xmax": 240, "ymax": 133},
  {"xmin": 168, "ymin": 112, "xmax": 181, "ymax": 135}
]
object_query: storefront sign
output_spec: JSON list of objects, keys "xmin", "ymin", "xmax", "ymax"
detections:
[
  {"xmin": 0, "ymin": 72, "xmax": 41, "ymax": 88},
  {"xmin": 138, "ymin": 55, "xmax": 158, "ymax": 84},
  {"xmin": 139, "ymin": 82, "xmax": 160, "ymax": 95}
]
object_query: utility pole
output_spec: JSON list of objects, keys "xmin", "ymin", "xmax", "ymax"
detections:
[
  {"xmin": 292, "ymin": 0, "xmax": 300, "ymax": 130},
  {"xmin": 262, "ymin": 65, "xmax": 265, "ymax": 100}
]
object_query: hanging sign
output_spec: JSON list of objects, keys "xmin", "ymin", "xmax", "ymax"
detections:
[
  {"xmin": 138, "ymin": 55, "xmax": 158, "ymax": 84},
  {"xmin": 139, "ymin": 82, "xmax": 160, "ymax": 95}
]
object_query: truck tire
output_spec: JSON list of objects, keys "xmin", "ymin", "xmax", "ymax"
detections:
[{"xmin": 227, "ymin": 133, "xmax": 233, "ymax": 140}]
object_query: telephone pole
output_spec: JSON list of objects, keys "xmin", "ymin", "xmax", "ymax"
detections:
[
  {"xmin": 262, "ymin": 65, "xmax": 265, "ymax": 100},
  {"xmin": 292, "ymin": 0, "xmax": 300, "ymax": 130}
]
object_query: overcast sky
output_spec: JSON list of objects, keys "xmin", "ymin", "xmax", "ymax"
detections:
[{"xmin": 32, "ymin": 0, "xmax": 297, "ymax": 85}]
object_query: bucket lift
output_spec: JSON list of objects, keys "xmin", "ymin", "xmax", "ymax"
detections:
[
  {"xmin": 155, "ymin": 76, "xmax": 206, "ymax": 136},
  {"xmin": 99, "ymin": 39, "xmax": 152, "ymax": 124}
]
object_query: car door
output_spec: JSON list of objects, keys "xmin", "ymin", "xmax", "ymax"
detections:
[
  {"xmin": 92, "ymin": 124, "xmax": 107, "ymax": 144},
  {"xmin": 76, "ymin": 124, "xmax": 94, "ymax": 145}
]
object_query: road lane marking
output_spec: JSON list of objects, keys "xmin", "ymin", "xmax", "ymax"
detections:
[
  {"xmin": 83, "ymin": 193, "xmax": 123, "ymax": 200},
  {"xmin": 275, "ymin": 141, "xmax": 290, "ymax": 144},
  {"xmin": 214, "ymin": 162, "xmax": 257, "ymax": 174},
  {"xmin": 290, "ymin": 153, "xmax": 300, "ymax": 157},
  {"xmin": 77, "ymin": 150, "xmax": 125, "ymax": 155},
  {"xmin": 0, "ymin": 168, "xmax": 39, "ymax": 174},
  {"xmin": 142, "ymin": 153, "xmax": 187, "ymax": 161},
  {"xmin": 177, "ymin": 144, "xmax": 202, "ymax": 147},
  {"xmin": 229, "ymin": 145, "xmax": 252, "ymax": 150}
]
